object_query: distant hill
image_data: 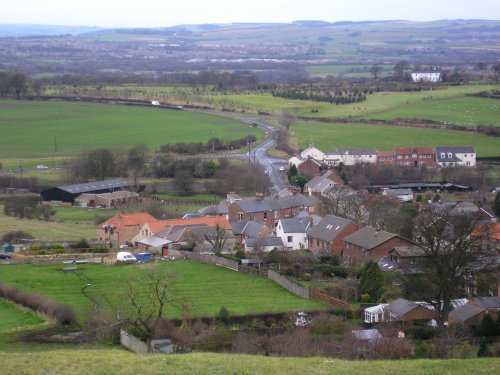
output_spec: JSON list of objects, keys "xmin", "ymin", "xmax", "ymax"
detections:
[{"xmin": 0, "ymin": 24, "xmax": 103, "ymax": 37}]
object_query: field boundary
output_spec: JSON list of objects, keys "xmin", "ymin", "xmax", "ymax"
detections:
[{"xmin": 170, "ymin": 251, "xmax": 356, "ymax": 311}]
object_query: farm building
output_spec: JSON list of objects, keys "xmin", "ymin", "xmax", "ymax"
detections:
[
  {"xmin": 41, "ymin": 179, "xmax": 131, "ymax": 204},
  {"xmin": 74, "ymin": 190, "xmax": 139, "ymax": 208}
]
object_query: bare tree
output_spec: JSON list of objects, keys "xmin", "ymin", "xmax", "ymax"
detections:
[
  {"xmin": 370, "ymin": 64, "xmax": 382, "ymax": 80},
  {"xmin": 204, "ymin": 224, "xmax": 228, "ymax": 254},
  {"xmin": 413, "ymin": 207, "xmax": 492, "ymax": 326}
]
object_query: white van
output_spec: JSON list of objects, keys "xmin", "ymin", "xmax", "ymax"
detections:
[{"xmin": 116, "ymin": 251, "xmax": 137, "ymax": 263}]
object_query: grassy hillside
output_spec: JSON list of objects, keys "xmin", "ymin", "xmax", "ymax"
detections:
[
  {"xmin": 0, "ymin": 298, "xmax": 44, "ymax": 332},
  {"xmin": 292, "ymin": 122, "xmax": 500, "ymax": 157},
  {"xmin": 0, "ymin": 350, "xmax": 498, "ymax": 375},
  {"xmin": 0, "ymin": 99, "xmax": 261, "ymax": 158},
  {"xmin": 0, "ymin": 261, "xmax": 326, "ymax": 322}
]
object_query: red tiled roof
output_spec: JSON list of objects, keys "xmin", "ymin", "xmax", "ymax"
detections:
[
  {"xmin": 98, "ymin": 213, "xmax": 156, "ymax": 230},
  {"xmin": 394, "ymin": 147, "xmax": 434, "ymax": 155}
]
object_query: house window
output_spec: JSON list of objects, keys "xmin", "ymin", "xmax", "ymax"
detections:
[
  {"xmin": 263, "ymin": 212, "xmax": 267, "ymax": 219},
  {"xmin": 316, "ymin": 239, "xmax": 320, "ymax": 246},
  {"xmin": 412, "ymin": 154, "xmax": 417, "ymax": 158},
  {"xmin": 397, "ymin": 155, "xmax": 402, "ymax": 159},
  {"xmin": 238, "ymin": 213, "xmax": 243, "ymax": 221},
  {"xmin": 287, "ymin": 236, "xmax": 293, "ymax": 243},
  {"xmin": 440, "ymin": 153, "xmax": 445, "ymax": 158},
  {"xmin": 448, "ymin": 152, "xmax": 452, "ymax": 158}
]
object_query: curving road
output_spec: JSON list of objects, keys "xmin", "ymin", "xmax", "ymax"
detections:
[{"xmin": 187, "ymin": 109, "xmax": 288, "ymax": 193}]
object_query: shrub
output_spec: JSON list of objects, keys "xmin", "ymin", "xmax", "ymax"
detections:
[
  {"xmin": 234, "ymin": 250, "xmax": 246, "ymax": 259},
  {"xmin": 331, "ymin": 266, "xmax": 348, "ymax": 278},
  {"xmin": 414, "ymin": 341, "xmax": 436, "ymax": 358},
  {"xmin": 459, "ymin": 341, "xmax": 473, "ymax": 359},
  {"xmin": 72, "ymin": 238, "xmax": 90, "ymax": 249},
  {"xmin": 412, "ymin": 326, "xmax": 437, "ymax": 340},
  {"xmin": 218, "ymin": 306, "xmax": 230, "ymax": 325},
  {"xmin": 477, "ymin": 338, "xmax": 491, "ymax": 357},
  {"xmin": 1, "ymin": 230, "xmax": 34, "ymax": 243},
  {"xmin": 93, "ymin": 245, "xmax": 110, "ymax": 253}
]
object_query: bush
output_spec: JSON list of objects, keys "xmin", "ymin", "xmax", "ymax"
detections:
[
  {"xmin": 72, "ymin": 239, "xmax": 90, "ymax": 249},
  {"xmin": 234, "ymin": 250, "xmax": 246, "ymax": 260},
  {"xmin": 412, "ymin": 326, "xmax": 437, "ymax": 340},
  {"xmin": 331, "ymin": 266, "xmax": 348, "ymax": 278},
  {"xmin": 93, "ymin": 245, "xmax": 110, "ymax": 253},
  {"xmin": 459, "ymin": 341, "xmax": 473, "ymax": 359},
  {"xmin": 218, "ymin": 306, "xmax": 230, "ymax": 325},
  {"xmin": 1, "ymin": 230, "xmax": 34, "ymax": 243},
  {"xmin": 477, "ymin": 338, "xmax": 491, "ymax": 357},
  {"xmin": 414, "ymin": 341, "xmax": 436, "ymax": 358}
]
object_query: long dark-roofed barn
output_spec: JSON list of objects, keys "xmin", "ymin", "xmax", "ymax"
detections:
[{"xmin": 41, "ymin": 179, "xmax": 130, "ymax": 204}]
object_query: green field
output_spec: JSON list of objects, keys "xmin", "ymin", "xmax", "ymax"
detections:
[
  {"xmin": 0, "ymin": 261, "xmax": 326, "ymax": 322},
  {"xmin": 0, "ymin": 350, "xmax": 498, "ymax": 375},
  {"xmin": 0, "ymin": 99, "xmax": 261, "ymax": 158},
  {"xmin": 292, "ymin": 122, "xmax": 500, "ymax": 157},
  {"xmin": 0, "ymin": 298, "xmax": 44, "ymax": 332},
  {"xmin": 0, "ymin": 210, "xmax": 95, "ymax": 241},
  {"xmin": 202, "ymin": 85, "xmax": 500, "ymax": 122}
]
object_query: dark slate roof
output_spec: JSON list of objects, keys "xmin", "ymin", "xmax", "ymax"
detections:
[
  {"xmin": 57, "ymin": 179, "xmax": 129, "ymax": 194},
  {"xmin": 245, "ymin": 236, "xmax": 284, "ymax": 248},
  {"xmin": 342, "ymin": 226, "xmax": 396, "ymax": 250},
  {"xmin": 448, "ymin": 304, "xmax": 485, "ymax": 323},
  {"xmin": 279, "ymin": 217, "xmax": 310, "ymax": 233},
  {"xmin": 236, "ymin": 198, "xmax": 273, "ymax": 213},
  {"xmin": 471, "ymin": 296, "xmax": 500, "ymax": 310},
  {"xmin": 436, "ymin": 146, "xmax": 475, "ymax": 154},
  {"xmin": 306, "ymin": 215, "xmax": 352, "ymax": 242},
  {"xmin": 387, "ymin": 298, "xmax": 419, "ymax": 316},
  {"xmin": 267, "ymin": 194, "xmax": 317, "ymax": 210},
  {"xmin": 436, "ymin": 146, "xmax": 475, "ymax": 162},
  {"xmin": 231, "ymin": 221, "xmax": 267, "ymax": 238}
]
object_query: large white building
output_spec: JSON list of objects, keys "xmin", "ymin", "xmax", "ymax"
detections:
[
  {"xmin": 300, "ymin": 144, "xmax": 325, "ymax": 162},
  {"xmin": 435, "ymin": 146, "xmax": 476, "ymax": 167},
  {"xmin": 411, "ymin": 72, "xmax": 441, "ymax": 83},
  {"xmin": 324, "ymin": 148, "xmax": 377, "ymax": 166}
]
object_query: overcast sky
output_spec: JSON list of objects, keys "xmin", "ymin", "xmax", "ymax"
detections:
[{"xmin": 1, "ymin": 0, "xmax": 499, "ymax": 27}]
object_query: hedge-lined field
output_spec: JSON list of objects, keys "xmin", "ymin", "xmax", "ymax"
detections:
[
  {"xmin": 292, "ymin": 121, "xmax": 500, "ymax": 157},
  {"xmin": 0, "ymin": 298, "xmax": 44, "ymax": 332},
  {"xmin": 0, "ymin": 261, "xmax": 326, "ymax": 323},
  {"xmin": 0, "ymin": 100, "xmax": 261, "ymax": 158}
]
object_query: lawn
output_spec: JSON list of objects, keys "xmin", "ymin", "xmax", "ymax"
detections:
[
  {"xmin": 0, "ymin": 350, "xmax": 498, "ymax": 375},
  {"xmin": 0, "ymin": 261, "xmax": 326, "ymax": 323},
  {"xmin": 292, "ymin": 121, "xmax": 500, "ymax": 157},
  {"xmin": 0, "ymin": 99, "xmax": 262, "ymax": 158},
  {"xmin": 0, "ymin": 298, "xmax": 44, "ymax": 332}
]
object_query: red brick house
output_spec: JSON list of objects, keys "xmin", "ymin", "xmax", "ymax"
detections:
[
  {"xmin": 307, "ymin": 214, "xmax": 360, "ymax": 256},
  {"xmin": 377, "ymin": 151, "xmax": 395, "ymax": 166},
  {"xmin": 97, "ymin": 212, "xmax": 156, "ymax": 246},
  {"xmin": 297, "ymin": 158, "xmax": 322, "ymax": 179},
  {"xmin": 394, "ymin": 147, "xmax": 435, "ymax": 167},
  {"xmin": 342, "ymin": 226, "xmax": 413, "ymax": 263},
  {"xmin": 228, "ymin": 194, "xmax": 317, "ymax": 230}
]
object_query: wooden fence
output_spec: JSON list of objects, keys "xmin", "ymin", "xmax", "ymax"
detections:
[
  {"xmin": 238, "ymin": 265, "xmax": 268, "ymax": 277},
  {"xmin": 309, "ymin": 288, "xmax": 357, "ymax": 311}
]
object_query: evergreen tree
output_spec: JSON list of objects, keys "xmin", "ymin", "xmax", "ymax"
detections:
[
  {"xmin": 359, "ymin": 260, "xmax": 384, "ymax": 302},
  {"xmin": 287, "ymin": 164, "xmax": 298, "ymax": 183}
]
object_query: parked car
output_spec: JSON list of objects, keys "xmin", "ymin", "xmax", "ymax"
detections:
[
  {"xmin": 0, "ymin": 253, "xmax": 11, "ymax": 259},
  {"xmin": 279, "ymin": 166, "xmax": 286, "ymax": 171},
  {"xmin": 36, "ymin": 165, "xmax": 49, "ymax": 170},
  {"xmin": 116, "ymin": 251, "xmax": 137, "ymax": 263}
]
